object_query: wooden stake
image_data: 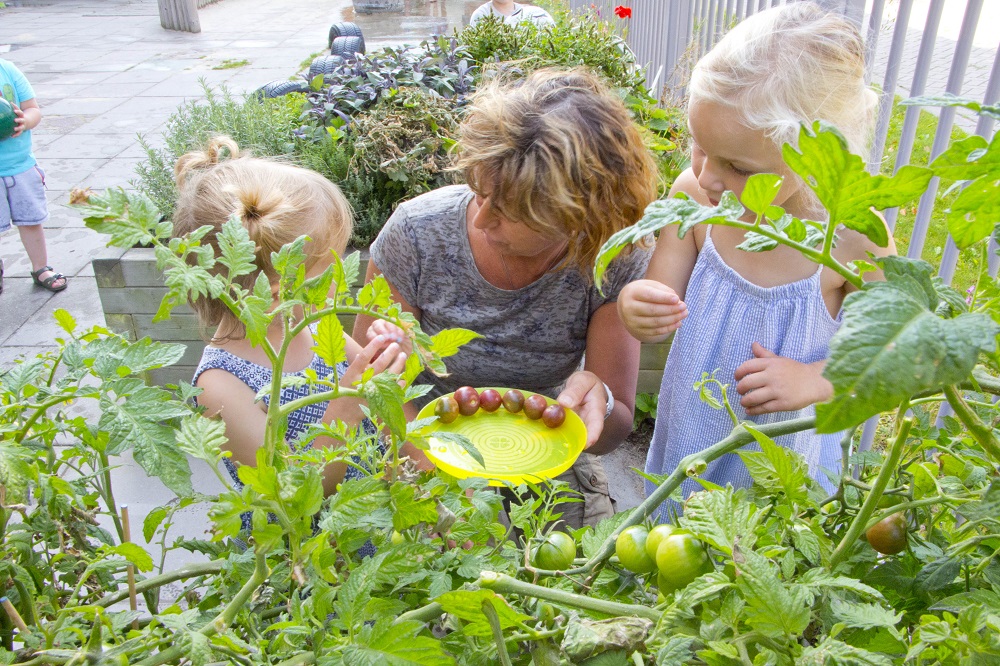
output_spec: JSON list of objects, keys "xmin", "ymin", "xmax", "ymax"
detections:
[
  {"xmin": 0, "ymin": 597, "xmax": 28, "ymax": 634},
  {"xmin": 120, "ymin": 505, "xmax": 140, "ymax": 631}
]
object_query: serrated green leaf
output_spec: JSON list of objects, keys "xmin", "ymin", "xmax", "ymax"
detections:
[
  {"xmin": 187, "ymin": 632, "xmax": 212, "ymax": 666},
  {"xmin": 903, "ymin": 93, "xmax": 1000, "ymax": 121},
  {"xmin": 741, "ymin": 173, "xmax": 783, "ymax": 216},
  {"xmin": 817, "ymin": 263, "xmax": 999, "ymax": 432},
  {"xmin": 736, "ymin": 551, "xmax": 810, "ymax": 637},
  {"xmin": 427, "ymin": 432, "xmax": 485, "ymax": 469},
  {"xmin": 830, "ymin": 598, "xmax": 902, "ymax": 630},
  {"xmin": 390, "ymin": 483, "xmax": 440, "ymax": 531},
  {"xmin": 929, "ymin": 589, "xmax": 1000, "ymax": 614},
  {"xmin": 108, "ymin": 542, "xmax": 154, "ymax": 572},
  {"xmin": 240, "ymin": 272, "xmax": 274, "ymax": 346},
  {"xmin": 342, "ymin": 619, "xmax": 454, "ymax": 665},
  {"xmin": 436, "ymin": 589, "xmax": 532, "ymax": 638},
  {"xmin": 143, "ymin": 506, "xmax": 169, "ymax": 543},
  {"xmin": 799, "ymin": 637, "xmax": 894, "ymax": 666},
  {"xmin": 738, "ymin": 424, "xmax": 811, "ymax": 505},
  {"xmin": 313, "ymin": 314, "xmax": 347, "ymax": 367},
  {"xmin": 321, "ymin": 476, "xmax": 391, "ymax": 536},
  {"xmin": 176, "ymin": 414, "xmax": 228, "ymax": 466},
  {"xmin": 335, "ymin": 250, "xmax": 361, "ymax": 296},
  {"xmin": 53, "ymin": 309, "xmax": 76, "ymax": 335},
  {"xmin": 948, "ymin": 175, "xmax": 1000, "ymax": 249},
  {"xmin": 680, "ymin": 488, "xmax": 759, "ymax": 555},
  {"xmin": 429, "ymin": 328, "xmax": 482, "ymax": 359},
  {"xmin": 216, "ymin": 216, "xmax": 257, "ymax": 281},
  {"xmin": 358, "ymin": 275, "xmax": 394, "ymax": 310},
  {"xmin": 361, "ymin": 373, "xmax": 407, "ymax": 442},
  {"xmin": 782, "ymin": 122, "xmax": 932, "ymax": 247},
  {"xmin": 77, "ymin": 188, "xmax": 167, "ymax": 248}
]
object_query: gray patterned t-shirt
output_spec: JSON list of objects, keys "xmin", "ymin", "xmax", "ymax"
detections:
[{"xmin": 370, "ymin": 185, "xmax": 651, "ymax": 405}]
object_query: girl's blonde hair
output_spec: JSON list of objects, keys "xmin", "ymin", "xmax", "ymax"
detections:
[
  {"xmin": 690, "ymin": 2, "xmax": 877, "ymax": 156},
  {"xmin": 455, "ymin": 68, "xmax": 658, "ymax": 275},
  {"xmin": 173, "ymin": 136, "xmax": 353, "ymax": 340}
]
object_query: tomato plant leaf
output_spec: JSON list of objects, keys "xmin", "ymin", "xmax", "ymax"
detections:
[
  {"xmin": 143, "ymin": 506, "xmax": 169, "ymax": 544},
  {"xmin": 929, "ymin": 589, "xmax": 1000, "ymax": 615},
  {"xmin": 321, "ymin": 476, "xmax": 391, "ymax": 536},
  {"xmin": 782, "ymin": 122, "xmax": 932, "ymax": 248},
  {"xmin": 342, "ymin": 619, "xmax": 453, "ymax": 665},
  {"xmin": 436, "ymin": 589, "xmax": 531, "ymax": 638},
  {"xmin": 239, "ymin": 272, "xmax": 274, "ymax": 347},
  {"xmin": 798, "ymin": 637, "xmax": 894, "ymax": 665},
  {"xmin": 737, "ymin": 551, "xmax": 811, "ymax": 637},
  {"xmin": 738, "ymin": 424, "xmax": 812, "ymax": 506},
  {"xmin": 902, "ymin": 93, "xmax": 1000, "ymax": 121},
  {"xmin": 358, "ymin": 275, "xmax": 394, "ymax": 310},
  {"xmin": 830, "ymin": 597, "xmax": 902, "ymax": 631},
  {"xmin": 429, "ymin": 328, "xmax": 482, "ymax": 359},
  {"xmin": 390, "ymin": 483, "xmax": 439, "ymax": 531},
  {"xmin": 680, "ymin": 488, "xmax": 760, "ymax": 555},
  {"xmin": 176, "ymin": 414, "xmax": 228, "ymax": 466},
  {"xmin": 740, "ymin": 173, "xmax": 783, "ymax": 217},
  {"xmin": 107, "ymin": 543, "xmax": 154, "ymax": 573},
  {"xmin": 313, "ymin": 313, "xmax": 347, "ymax": 368},
  {"xmin": 817, "ymin": 258, "xmax": 999, "ymax": 433},
  {"xmin": 361, "ymin": 373, "xmax": 407, "ymax": 443},
  {"xmin": 216, "ymin": 216, "xmax": 257, "ymax": 281}
]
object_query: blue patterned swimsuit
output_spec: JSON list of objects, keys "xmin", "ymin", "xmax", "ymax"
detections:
[
  {"xmin": 193, "ymin": 346, "xmax": 378, "ymax": 553},
  {"xmin": 646, "ymin": 228, "xmax": 843, "ymax": 519}
]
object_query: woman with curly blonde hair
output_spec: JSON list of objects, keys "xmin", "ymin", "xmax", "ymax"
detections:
[{"xmin": 353, "ymin": 68, "xmax": 659, "ymax": 528}]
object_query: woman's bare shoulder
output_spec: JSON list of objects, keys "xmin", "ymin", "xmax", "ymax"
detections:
[{"xmin": 668, "ymin": 168, "xmax": 711, "ymax": 206}]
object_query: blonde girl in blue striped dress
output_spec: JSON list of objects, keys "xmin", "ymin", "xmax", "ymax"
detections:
[{"xmin": 618, "ymin": 2, "xmax": 896, "ymax": 514}]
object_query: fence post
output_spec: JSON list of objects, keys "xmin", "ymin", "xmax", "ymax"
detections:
[
  {"xmin": 813, "ymin": 0, "xmax": 865, "ymax": 26},
  {"xmin": 158, "ymin": 0, "xmax": 201, "ymax": 33}
]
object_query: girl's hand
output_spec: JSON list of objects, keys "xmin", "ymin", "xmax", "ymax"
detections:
[
  {"xmin": 366, "ymin": 319, "xmax": 412, "ymax": 356},
  {"xmin": 342, "ymin": 334, "xmax": 408, "ymax": 387},
  {"xmin": 557, "ymin": 371, "xmax": 609, "ymax": 449},
  {"xmin": 10, "ymin": 106, "xmax": 26, "ymax": 139},
  {"xmin": 617, "ymin": 279, "xmax": 688, "ymax": 343},
  {"xmin": 734, "ymin": 342, "xmax": 833, "ymax": 415}
]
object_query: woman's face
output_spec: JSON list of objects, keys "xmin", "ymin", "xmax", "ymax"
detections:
[
  {"xmin": 687, "ymin": 98, "xmax": 805, "ymax": 218},
  {"xmin": 471, "ymin": 192, "xmax": 565, "ymax": 259}
]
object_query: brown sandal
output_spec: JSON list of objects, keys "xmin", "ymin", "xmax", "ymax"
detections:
[{"xmin": 30, "ymin": 265, "xmax": 68, "ymax": 293}]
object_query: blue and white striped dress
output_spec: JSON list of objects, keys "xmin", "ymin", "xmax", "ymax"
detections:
[{"xmin": 645, "ymin": 228, "xmax": 843, "ymax": 518}]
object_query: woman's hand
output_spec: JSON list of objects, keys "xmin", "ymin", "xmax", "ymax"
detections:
[
  {"xmin": 557, "ymin": 371, "xmax": 610, "ymax": 449},
  {"xmin": 617, "ymin": 279, "xmax": 688, "ymax": 343},
  {"xmin": 734, "ymin": 342, "xmax": 833, "ymax": 416}
]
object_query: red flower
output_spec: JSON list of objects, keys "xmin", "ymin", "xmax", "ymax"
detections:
[{"xmin": 614, "ymin": 5, "xmax": 632, "ymax": 18}]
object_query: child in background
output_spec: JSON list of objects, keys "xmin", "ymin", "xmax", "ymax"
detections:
[
  {"xmin": 0, "ymin": 58, "xmax": 66, "ymax": 294},
  {"xmin": 469, "ymin": 1, "xmax": 555, "ymax": 27},
  {"xmin": 175, "ymin": 136, "xmax": 418, "ymax": 502},
  {"xmin": 618, "ymin": 2, "xmax": 895, "ymax": 511}
]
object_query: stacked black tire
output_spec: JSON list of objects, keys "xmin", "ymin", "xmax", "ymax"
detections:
[{"xmin": 255, "ymin": 22, "xmax": 366, "ymax": 99}]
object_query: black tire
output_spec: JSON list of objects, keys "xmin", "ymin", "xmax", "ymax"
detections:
[
  {"xmin": 253, "ymin": 79, "xmax": 309, "ymax": 99},
  {"xmin": 308, "ymin": 55, "xmax": 344, "ymax": 81},
  {"xmin": 331, "ymin": 35, "xmax": 365, "ymax": 60},
  {"xmin": 327, "ymin": 21, "xmax": 364, "ymax": 49}
]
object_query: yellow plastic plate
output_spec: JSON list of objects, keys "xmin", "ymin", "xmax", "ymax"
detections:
[{"xmin": 417, "ymin": 388, "xmax": 587, "ymax": 487}]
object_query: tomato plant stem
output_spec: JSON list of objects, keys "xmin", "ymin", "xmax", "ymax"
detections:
[
  {"xmin": 553, "ymin": 417, "xmax": 817, "ymax": 576},
  {"xmin": 944, "ymin": 385, "xmax": 1000, "ymax": 464},
  {"xmin": 483, "ymin": 599, "xmax": 514, "ymax": 666},
  {"xmin": 477, "ymin": 572, "xmax": 661, "ymax": 621},
  {"xmin": 96, "ymin": 560, "xmax": 226, "ymax": 608},
  {"xmin": 396, "ymin": 601, "xmax": 444, "ymax": 625},
  {"xmin": 830, "ymin": 417, "xmax": 913, "ymax": 569}
]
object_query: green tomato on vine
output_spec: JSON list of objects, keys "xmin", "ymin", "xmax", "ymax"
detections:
[
  {"xmin": 531, "ymin": 531, "xmax": 577, "ymax": 571},
  {"xmin": 615, "ymin": 525, "xmax": 658, "ymax": 574}
]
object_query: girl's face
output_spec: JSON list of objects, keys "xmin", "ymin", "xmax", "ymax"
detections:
[{"xmin": 687, "ymin": 98, "xmax": 807, "ymax": 219}]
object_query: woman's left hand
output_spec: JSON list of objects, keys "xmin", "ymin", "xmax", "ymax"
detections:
[
  {"xmin": 557, "ymin": 371, "xmax": 609, "ymax": 448},
  {"xmin": 366, "ymin": 319, "xmax": 412, "ymax": 356},
  {"xmin": 734, "ymin": 342, "xmax": 833, "ymax": 415}
]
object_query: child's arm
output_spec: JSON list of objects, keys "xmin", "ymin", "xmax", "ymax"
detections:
[
  {"xmin": 11, "ymin": 98, "xmax": 40, "ymax": 138},
  {"xmin": 734, "ymin": 226, "xmax": 899, "ymax": 416},
  {"xmin": 617, "ymin": 169, "xmax": 702, "ymax": 343}
]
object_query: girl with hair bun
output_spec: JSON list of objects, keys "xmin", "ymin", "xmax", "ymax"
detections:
[
  {"xmin": 175, "ymin": 137, "xmax": 418, "ymax": 503},
  {"xmin": 618, "ymin": 2, "xmax": 896, "ymax": 511}
]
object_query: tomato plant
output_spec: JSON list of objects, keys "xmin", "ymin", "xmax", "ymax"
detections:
[
  {"xmin": 531, "ymin": 531, "xmax": 576, "ymax": 571},
  {"xmin": 866, "ymin": 512, "xmax": 908, "ymax": 555},
  {"xmin": 615, "ymin": 525, "xmax": 658, "ymax": 574}
]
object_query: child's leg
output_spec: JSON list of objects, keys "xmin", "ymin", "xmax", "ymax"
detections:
[{"xmin": 7, "ymin": 166, "xmax": 65, "ymax": 290}]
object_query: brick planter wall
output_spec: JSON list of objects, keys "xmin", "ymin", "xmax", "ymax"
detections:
[{"xmin": 92, "ymin": 248, "xmax": 670, "ymax": 393}]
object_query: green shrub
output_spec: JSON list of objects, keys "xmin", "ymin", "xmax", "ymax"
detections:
[{"xmin": 133, "ymin": 84, "xmax": 304, "ymax": 217}]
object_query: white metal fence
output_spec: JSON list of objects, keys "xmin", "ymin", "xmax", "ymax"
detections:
[{"xmin": 570, "ymin": 0, "xmax": 999, "ymax": 452}]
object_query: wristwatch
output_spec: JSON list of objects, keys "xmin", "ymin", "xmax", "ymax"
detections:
[{"xmin": 602, "ymin": 382, "xmax": 615, "ymax": 420}]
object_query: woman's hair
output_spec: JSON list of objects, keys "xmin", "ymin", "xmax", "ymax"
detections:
[
  {"xmin": 173, "ymin": 136, "xmax": 353, "ymax": 340},
  {"xmin": 455, "ymin": 68, "xmax": 658, "ymax": 275},
  {"xmin": 690, "ymin": 1, "xmax": 877, "ymax": 156}
]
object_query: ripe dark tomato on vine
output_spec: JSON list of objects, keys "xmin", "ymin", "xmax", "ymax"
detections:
[
  {"xmin": 615, "ymin": 525, "xmax": 658, "ymax": 574},
  {"xmin": 531, "ymin": 531, "xmax": 576, "ymax": 571},
  {"xmin": 541, "ymin": 404, "xmax": 566, "ymax": 428},
  {"xmin": 479, "ymin": 388, "xmax": 502, "ymax": 412},
  {"xmin": 434, "ymin": 396, "xmax": 460, "ymax": 424},
  {"xmin": 502, "ymin": 389, "xmax": 525, "ymax": 413},
  {"xmin": 866, "ymin": 513, "xmax": 908, "ymax": 555},
  {"xmin": 655, "ymin": 530, "xmax": 712, "ymax": 590},
  {"xmin": 454, "ymin": 386, "xmax": 480, "ymax": 416},
  {"xmin": 524, "ymin": 394, "xmax": 548, "ymax": 420}
]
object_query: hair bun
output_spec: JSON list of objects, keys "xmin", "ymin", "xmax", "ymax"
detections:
[{"xmin": 174, "ymin": 135, "xmax": 242, "ymax": 187}]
